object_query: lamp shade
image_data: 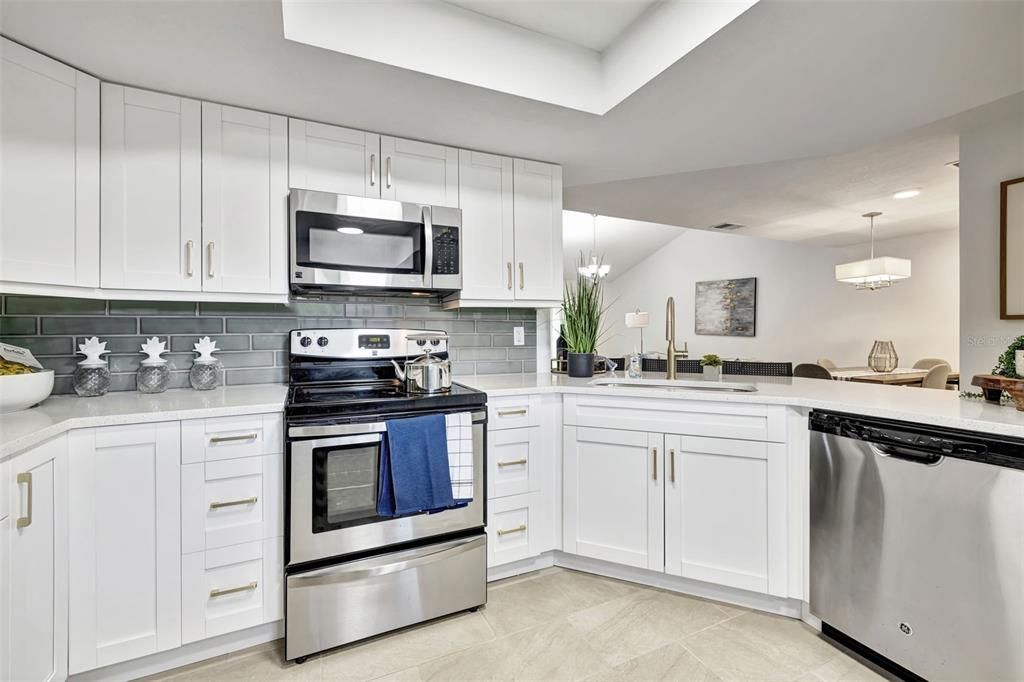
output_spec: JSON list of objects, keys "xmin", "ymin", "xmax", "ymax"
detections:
[
  {"xmin": 835, "ymin": 256, "xmax": 911, "ymax": 289},
  {"xmin": 625, "ymin": 311, "xmax": 650, "ymax": 328}
]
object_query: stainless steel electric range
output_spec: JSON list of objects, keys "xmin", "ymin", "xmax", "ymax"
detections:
[{"xmin": 284, "ymin": 328, "xmax": 488, "ymax": 663}]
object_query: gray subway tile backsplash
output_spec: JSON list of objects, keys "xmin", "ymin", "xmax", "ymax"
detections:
[{"xmin": 1, "ymin": 295, "xmax": 541, "ymax": 394}]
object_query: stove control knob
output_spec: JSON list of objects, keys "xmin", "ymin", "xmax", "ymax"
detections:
[
  {"xmin": 416, "ymin": 339, "xmax": 427, "ymax": 347},
  {"xmin": 430, "ymin": 339, "xmax": 441, "ymax": 347},
  {"xmin": 299, "ymin": 336, "xmax": 312, "ymax": 348},
  {"xmin": 317, "ymin": 336, "xmax": 329, "ymax": 347}
]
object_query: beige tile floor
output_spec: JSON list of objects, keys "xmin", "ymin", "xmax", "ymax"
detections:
[{"xmin": 150, "ymin": 568, "xmax": 890, "ymax": 682}]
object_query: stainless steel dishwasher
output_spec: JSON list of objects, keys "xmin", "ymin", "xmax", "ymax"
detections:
[{"xmin": 809, "ymin": 410, "xmax": 1024, "ymax": 681}]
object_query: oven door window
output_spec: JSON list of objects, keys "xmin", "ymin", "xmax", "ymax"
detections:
[
  {"xmin": 295, "ymin": 210, "xmax": 424, "ymax": 275},
  {"xmin": 312, "ymin": 440, "xmax": 382, "ymax": 532}
]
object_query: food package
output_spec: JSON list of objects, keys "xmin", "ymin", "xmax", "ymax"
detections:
[{"xmin": 0, "ymin": 342, "xmax": 43, "ymax": 375}]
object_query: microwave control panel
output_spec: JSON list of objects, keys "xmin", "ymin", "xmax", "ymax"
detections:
[{"xmin": 432, "ymin": 226, "xmax": 460, "ymax": 275}]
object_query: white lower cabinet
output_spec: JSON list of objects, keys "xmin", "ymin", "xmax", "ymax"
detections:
[
  {"xmin": 487, "ymin": 493, "xmax": 540, "ymax": 567},
  {"xmin": 68, "ymin": 423, "xmax": 182, "ymax": 673},
  {"xmin": 664, "ymin": 435, "xmax": 788, "ymax": 596},
  {"xmin": 563, "ymin": 426, "xmax": 664, "ymax": 571},
  {"xmin": 2, "ymin": 435, "xmax": 69, "ymax": 682}
]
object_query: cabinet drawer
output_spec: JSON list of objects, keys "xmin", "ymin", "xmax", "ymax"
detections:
[
  {"xmin": 487, "ymin": 493, "xmax": 540, "ymax": 567},
  {"xmin": 182, "ymin": 413, "xmax": 283, "ymax": 463},
  {"xmin": 182, "ymin": 538, "xmax": 283, "ymax": 644},
  {"xmin": 488, "ymin": 396, "xmax": 540, "ymax": 430},
  {"xmin": 182, "ymin": 453, "xmax": 283, "ymax": 553},
  {"xmin": 488, "ymin": 427, "xmax": 541, "ymax": 499}
]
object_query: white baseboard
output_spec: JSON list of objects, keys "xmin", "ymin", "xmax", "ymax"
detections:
[
  {"xmin": 68, "ymin": 621, "xmax": 283, "ymax": 682},
  {"xmin": 487, "ymin": 552, "xmax": 556, "ymax": 582},
  {"xmin": 553, "ymin": 551, "xmax": 803, "ymax": 618}
]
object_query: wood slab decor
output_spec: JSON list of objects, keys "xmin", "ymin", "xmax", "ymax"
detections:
[
  {"xmin": 972, "ymin": 374, "xmax": 1024, "ymax": 411},
  {"xmin": 1000, "ymin": 175, "xmax": 1024, "ymax": 319}
]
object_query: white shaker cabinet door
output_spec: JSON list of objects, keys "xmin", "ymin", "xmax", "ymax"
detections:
[
  {"xmin": 288, "ymin": 118, "xmax": 380, "ymax": 197},
  {"xmin": 202, "ymin": 103, "xmax": 288, "ymax": 295},
  {"xmin": 563, "ymin": 426, "xmax": 664, "ymax": 571},
  {"xmin": 664, "ymin": 435, "xmax": 788, "ymax": 596},
  {"xmin": 512, "ymin": 159, "xmax": 562, "ymax": 302},
  {"xmin": 458, "ymin": 150, "xmax": 514, "ymax": 301},
  {"xmin": 2, "ymin": 435, "xmax": 69, "ymax": 682},
  {"xmin": 379, "ymin": 136, "xmax": 458, "ymax": 207},
  {"xmin": 0, "ymin": 38, "xmax": 99, "ymax": 288},
  {"xmin": 101, "ymin": 84, "xmax": 202, "ymax": 291},
  {"xmin": 68, "ymin": 423, "xmax": 182, "ymax": 674}
]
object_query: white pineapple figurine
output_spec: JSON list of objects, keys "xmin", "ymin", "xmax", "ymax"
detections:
[
  {"xmin": 137, "ymin": 337, "xmax": 170, "ymax": 394},
  {"xmin": 189, "ymin": 336, "xmax": 222, "ymax": 390},
  {"xmin": 73, "ymin": 337, "xmax": 111, "ymax": 397},
  {"xmin": 140, "ymin": 337, "xmax": 168, "ymax": 365}
]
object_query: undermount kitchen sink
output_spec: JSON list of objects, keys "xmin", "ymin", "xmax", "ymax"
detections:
[{"xmin": 590, "ymin": 378, "xmax": 759, "ymax": 393}]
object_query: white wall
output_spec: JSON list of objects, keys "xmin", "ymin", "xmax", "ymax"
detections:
[
  {"xmin": 601, "ymin": 227, "xmax": 959, "ymax": 370},
  {"xmin": 959, "ymin": 97, "xmax": 1024, "ymax": 382}
]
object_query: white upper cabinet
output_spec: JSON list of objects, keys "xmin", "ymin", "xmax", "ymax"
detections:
[
  {"xmin": 563, "ymin": 426, "xmax": 664, "ymax": 571},
  {"xmin": 458, "ymin": 150, "xmax": 515, "ymax": 301},
  {"xmin": 379, "ymin": 136, "xmax": 458, "ymax": 206},
  {"xmin": 288, "ymin": 119, "xmax": 380, "ymax": 197},
  {"xmin": 202, "ymin": 103, "xmax": 288, "ymax": 295},
  {"xmin": 0, "ymin": 38, "xmax": 99, "ymax": 288},
  {"xmin": 68, "ymin": 423, "xmax": 182, "ymax": 673},
  {"xmin": 512, "ymin": 159, "xmax": 562, "ymax": 302},
  {"xmin": 2, "ymin": 435, "xmax": 69, "ymax": 682},
  {"xmin": 101, "ymin": 85, "xmax": 202, "ymax": 291}
]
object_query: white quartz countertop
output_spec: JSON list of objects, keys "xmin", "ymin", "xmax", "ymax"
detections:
[
  {"xmin": 458, "ymin": 373, "xmax": 1024, "ymax": 439},
  {"xmin": 0, "ymin": 384, "xmax": 288, "ymax": 461}
]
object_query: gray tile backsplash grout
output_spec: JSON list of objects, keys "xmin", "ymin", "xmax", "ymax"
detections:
[{"xmin": 0, "ymin": 295, "xmax": 539, "ymax": 393}]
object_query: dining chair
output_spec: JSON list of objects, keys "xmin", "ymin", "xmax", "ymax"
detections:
[
  {"xmin": 920, "ymin": 363, "xmax": 951, "ymax": 389},
  {"xmin": 913, "ymin": 358, "xmax": 949, "ymax": 370},
  {"xmin": 816, "ymin": 358, "xmax": 837, "ymax": 371},
  {"xmin": 794, "ymin": 363, "xmax": 833, "ymax": 380}
]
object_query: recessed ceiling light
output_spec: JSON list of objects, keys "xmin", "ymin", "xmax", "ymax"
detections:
[
  {"xmin": 337, "ymin": 226, "xmax": 364, "ymax": 235},
  {"xmin": 892, "ymin": 189, "xmax": 921, "ymax": 200}
]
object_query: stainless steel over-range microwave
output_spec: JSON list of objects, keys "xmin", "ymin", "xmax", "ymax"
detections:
[{"xmin": 289, "ymin": 189, "xmax": 462, "ymax": 295}]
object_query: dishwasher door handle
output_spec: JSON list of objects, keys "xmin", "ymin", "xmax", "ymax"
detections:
[{"xmin": 869, "ymin": 443, "xmax": 944, "ymax": 466}]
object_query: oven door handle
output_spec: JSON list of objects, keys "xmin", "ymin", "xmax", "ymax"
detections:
[
  {"xmin": 289, "ymin": 411, "xmax": 486, "ymax": 439},
  {"xmin": 288, "ymin": 535, "xmax": 483, "ymax": 586}
]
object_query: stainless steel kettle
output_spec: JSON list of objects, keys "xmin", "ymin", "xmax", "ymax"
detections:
[{"xmin": 391, "ymin": 350, "xmax": 452, "ymax": 394}]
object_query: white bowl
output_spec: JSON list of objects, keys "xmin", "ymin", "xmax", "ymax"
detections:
[{"xmin": 0, "ymin": 370, "xmax": 55, "ymax": 414}]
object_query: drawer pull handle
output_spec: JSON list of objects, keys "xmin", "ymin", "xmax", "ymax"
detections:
[
  {"xmin": 497, "ymin": 523, "xmax": 527, "ymax": 536},
  {"xmin": 209, "ymin": 581, "xmax": 258, "ymax": 598},
  {"xmin": 497, "ymin": 408, "xmax": 527, "ymax": 417},
  {"xmin": 209, "ymin": 433, "xmax": 259, "ymax": 444},
  {"xmin": 210, "ymin": 496, "xmax": 258, "ymax": 510},
  {"xmin": 16, "ymin": 472, "xmax": 32, "ymax": 529},
  {"xmin": 497, "ymin": 458, "xmax": 527, "ymax": 468}
]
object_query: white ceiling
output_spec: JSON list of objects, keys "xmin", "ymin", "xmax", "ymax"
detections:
[
  {"xmin": 444, "ymin": 0, "xmax": 658, "ymax": 51},
  {"xmin": 563, "ymin": 211, "xmax": 682, "ymax": 281}
]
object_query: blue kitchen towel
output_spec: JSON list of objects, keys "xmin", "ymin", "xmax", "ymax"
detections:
[{"xmin": 376, "ymin": 414, "xmax": 455, "ymax": 517}]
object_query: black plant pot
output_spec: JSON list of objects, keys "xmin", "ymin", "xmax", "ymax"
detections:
[{"xmin": 567, "ymin": 352, "xmax": 595, "ymax": 378}]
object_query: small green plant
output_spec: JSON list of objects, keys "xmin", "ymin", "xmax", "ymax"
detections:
[
  {"xmin": 700, "ymin": 353, "xmax": 723, "ymax": 368},
  {"xmin": 993, "ymin": 335, "xmax": 1024, "ymax": 378},
  {"xmin": 562, "ymin": 254, "xmax": 608, "ymax": 354}
]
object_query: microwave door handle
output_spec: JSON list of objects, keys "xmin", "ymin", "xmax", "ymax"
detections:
[{"xmin": 422, "ymin": 205, "xmax": 434, "ymax": 289}]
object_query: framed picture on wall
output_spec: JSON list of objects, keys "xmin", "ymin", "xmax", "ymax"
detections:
[
  {"xmin": 695, "ymin": 277, "xmax": 757, "ymax": 337},
  {"xmin": 1001, "ymin": 176, "xmax": 1024, "ymax": 319}
]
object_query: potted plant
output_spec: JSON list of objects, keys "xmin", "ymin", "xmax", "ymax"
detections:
[
  {"xmin": 562, "ymin": 255, "xmax": 607, "ymax": 378},
  {"xmin": 700, "ymin": 353, "xmax": 723, "ymax": 381}
]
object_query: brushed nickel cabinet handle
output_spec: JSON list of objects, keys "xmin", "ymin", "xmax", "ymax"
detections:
[
  {"xmin": 15, "ymin": 472, "xmax": 32, "ymax": 529},
  {"xmin": 670, "ymin": 449, "xmax": 676, "ymax": 483},
  {"xmin": 497, "ymin": 458, "xmax": 527, "ymax": 468},
  {"xmin": 210, "ymin": 496, "xmax": 258, "ymax": 510},
  {"xmin": 497, "ymin": 408, "xmax": 527, "ymax": 417},
  {"xmin": 518, "ymin": 262, "xmax": 524, "ymax": 290},
  {"xmin": 186, "ymin": 240, "xmax": 195, "ymax": 277},
  {"xmin": 209, "ymin": 581, "xmax": 258, "ymax": 598},
  {"xmin": 506, "ymin": 262, "xmax": 513, "ymax": 290},
  {"xmin": 370, "ymin": 153, "xmax": 376, "ymax": 186},
  {"xmin": 497, "ymin": 523, "xmax": 527, "ymax": 536},
  {"xmin": 652, "ymin": 447, "xmax": 658, "ymax": 481},
  {"xmin": 385, "ymin": 156, "xmax": 392, "ymax": 188},
  {"xmin": 209, "ymin": 433, "xmax": 259, "ymax": 444},
  {"xmin": 207, "ymin": 241, "xmax": 215, "ymax": 278}
]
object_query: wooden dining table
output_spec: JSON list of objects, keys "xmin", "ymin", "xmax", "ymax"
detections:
[{"xmin": 831, "ymin": 367, "xmax": 960, "ymax": 386}]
